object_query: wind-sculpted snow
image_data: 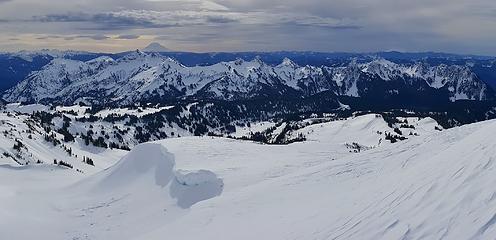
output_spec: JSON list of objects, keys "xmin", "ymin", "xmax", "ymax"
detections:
[
  {"xmin": 95, "ymin": 143, "xmax": 177, "ymax": 190},
  {"xmin": 88, "ymin": 143, "xmax": 223, "ymax": 209},
  {"xmin": 3, "ymin": 51, "xmax": 493, "ymax": 104}
]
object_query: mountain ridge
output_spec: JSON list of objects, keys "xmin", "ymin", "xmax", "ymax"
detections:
[{"xmin": 3, "ymin": 50, "xmax": 493, "ymax": 106}]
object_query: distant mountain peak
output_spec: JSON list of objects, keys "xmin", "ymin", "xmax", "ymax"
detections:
[
  {"xmin": 142, "ymin": 42, "xmax": 172, "ymax": 53},
  {"xmin": 280, "ymin": 58, "xmax": 298, "ymax": 68},
  {"xmin": 233, "ymin": 58, "xmax": 245, "ymax": 65},
  {"xmin": 119, "ymin": 49, "xmax": 149, "ymax": 61},
  {"xmin": 119, "ymin": 49, "xmax": 166, "ymax": 62}
]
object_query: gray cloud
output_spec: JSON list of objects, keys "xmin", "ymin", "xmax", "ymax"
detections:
[
  {"xmin": 34, "ymin": 35, "xmax": 68, "ymax": 40},
  {"xmin": 34, "ymin": 12, "xmax": 89, "ymax": 22},
  {"xmin": 157, "ymin": 32, "xmax": 223, "ymax": 43},
  {"xmin": 32, "ymin": 12, "xmax": 171, "ymax": 30},
  {"xmin": 77, "ymin": 35, "xmax": 110, "ymax": 40},
  {"xmin": 0, "ymin": 0, "xmax": 495, "ymax": 55},
  {"xmin": 32, "ymin": 34, "xmax": 110, "ymax": 41},
  {"xmin": 29, "ymin": 8, "xmax": 357, "ymax": 31},
  {"xmin": 206, "ymin": 16, "xmax": 239, "ymax": 24},
  {"xmin": 116, "ymin": 34, "xmax": 140, "ymax": 39}
]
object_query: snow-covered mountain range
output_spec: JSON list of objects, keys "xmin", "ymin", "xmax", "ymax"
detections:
[
  {"xmin": 8, "ymin": 49, "xmax": 97, "ymax": 62},
  {"xmin": 3, "ymin": 50, "xmax": 493, "ymax": 105}
]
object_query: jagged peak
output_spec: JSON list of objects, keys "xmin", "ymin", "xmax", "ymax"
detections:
[
  {"xmin": 45, "ymin": 58, "xmax": 85, "ymax": 69},
  {"xmin": 360, "ymin": 58, "xmax": 398, "ymax": 73},
  {"xmin": 368, "ymin": 57, "xmax": 396, "ymax": 67},
  {"xmin": 344, "ymin": 58, "xmax": 361, "ymax": 69},
  {"xmin": 233, "ymin": 56, "xmax": 265, "ymax": 69},
  {"xmin": 160, "ymin": 57, "xmax": 185, "ymax": 68},
  {"xmin": 412, "ymin": 61, "xmax": 429, "ymax": 67},
  {"xmin": 233, "ymin": 58, "xmax": 245, "ymax": 66},
  {"xmin": 278, "ymin": 58, "xmax": 299, "ymax": 68},
  {"xmin": 228, "ymin": 57, "xmax": 265, "ymax": 67},
  {"xmin": 86, "ymin": 56, "xmax": 115, "ymax": 64},
  {"xmin": 119, "ymin": 49, "xmax": 151, "ymax": 61},
  {"xmin": 252, "ymin": 56, "xmax": 264, "ymax": 64}
]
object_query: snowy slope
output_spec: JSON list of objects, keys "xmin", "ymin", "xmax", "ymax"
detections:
[
  {"xmin": 0, "ymin": 109, "xmax": 126, "ymax": 173},
  {"xmin": 4, "ymin": 113, "xmax": 496, "ymax": 239},
  {"xmin": 144, "ymin": 120, "xmax": 496, "ymax": 240},
  {"xmin": 3, "ymin": 56, "xmax": 117, "ymax": 103},
  {"xmin": 289, "ymin": 114, "xmax": 399, "ymax": 148}
]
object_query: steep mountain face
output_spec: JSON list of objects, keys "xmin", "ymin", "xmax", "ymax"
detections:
[
  {"xmin": 0, "ymin": 54, "xmax": 52, "ymax": 93},
  {"xmin": 408, "ymin": 63, "xmax": 491, "ymax": 101},
  {"xmin": 0, "ymin": 51, "xmax": 106, "ymax": 93},
  {"xmin": 3, "ymin": 57, "xmax": 116, "ymax": 103},
  {"xmin": 3, "ymin": 51, "xmax": 494, "ymax": 105}
]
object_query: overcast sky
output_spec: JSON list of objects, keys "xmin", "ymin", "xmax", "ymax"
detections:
[{"xmin": 0, "ymin": 0, "xmax": 495, "ymax": 54}]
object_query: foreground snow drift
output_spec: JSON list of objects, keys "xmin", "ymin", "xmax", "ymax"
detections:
[
  {"xmin": 86, "ymin": 143, "xmax": 224, "ymax": 209},
  {"xmin": 94, "ymin": 143, "xmax": 176, "ymax": 190}
]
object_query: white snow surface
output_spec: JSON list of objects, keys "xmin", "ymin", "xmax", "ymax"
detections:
[
  {"xmin": 0, "ymin": 110, "xmax": 125, "ymax": 172},
  {"xmin": 2, "ymin": 114, "xmax": 496, "ymax": 239},
  {"xmin": 94, "ymin": 106, "xmax": 175, "ymax": 118},
  {"xmin": 6, "ymin": 102, "xmax": 49, "ymax": 113}
]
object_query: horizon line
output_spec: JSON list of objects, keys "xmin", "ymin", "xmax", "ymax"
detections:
[{"xmin": 2, "ymin": 48, "xmax": 495, "ymax": 58}]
